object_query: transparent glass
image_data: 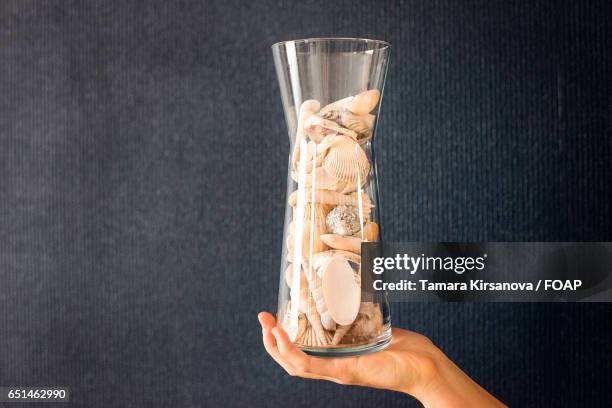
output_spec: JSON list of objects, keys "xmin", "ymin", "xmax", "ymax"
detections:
[{"xmin": 272, "ymin": 38, "xmax": 391, "ymax": 356}]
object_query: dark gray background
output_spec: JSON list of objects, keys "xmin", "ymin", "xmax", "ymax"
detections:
[{"xmin": 1, "ymin": 1, "xmax": 611, "ymax": 407}]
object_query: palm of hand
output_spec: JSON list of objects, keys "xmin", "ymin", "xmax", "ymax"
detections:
[{"xmin": 258, "ymin": 312, "xmax": 440, "ymax": 395}]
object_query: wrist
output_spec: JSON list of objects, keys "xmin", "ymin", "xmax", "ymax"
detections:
[
  {"xmin": 405, "ymin": 345, "xmax": 503, "ymax": 408},
  {"xmin": 407, "ymin": 347, "xmax": 463, "ymax": 407}
]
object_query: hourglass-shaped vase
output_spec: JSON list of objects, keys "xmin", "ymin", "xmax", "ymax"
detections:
[{"xmin": 272, "ymin": 38, "xmax": 391, "ymax": 356}]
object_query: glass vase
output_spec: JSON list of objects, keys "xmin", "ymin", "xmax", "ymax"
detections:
[{"xmin": 272, "ymin": 38, "xmax": 391, "ymax": 356}]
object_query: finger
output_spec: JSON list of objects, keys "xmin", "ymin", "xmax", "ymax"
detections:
[
  {"xmin": 271, "ymin": 326, "xmax": 348, "ymax": 384},
  {"xmin": 262, "ymin": 325, "xmax": 299, "ymax": 375},
  {"xmin": 258, "ymin": 312, "xmax": 276, "ymax": 330}
]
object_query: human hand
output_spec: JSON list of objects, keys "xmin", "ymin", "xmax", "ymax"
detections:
[{"xmin": 258, "ymin": 312, "xmax": 505, "ymax": 408}]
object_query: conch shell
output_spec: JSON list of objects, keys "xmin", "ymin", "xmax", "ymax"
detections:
[
  {"xmin": 290, "ymin": 268, "xmax": 330, "ymax": 346},
  {"xmin": 320, "ymin": 234, "xmax": 362, "ymax": 254},
  {"xmin": 331, "ymin": 324, "xmax": 352, "ymax": 345},
  {"xmin": 300, "ymin": 260, "xmax": 336, "ymax": 332}
]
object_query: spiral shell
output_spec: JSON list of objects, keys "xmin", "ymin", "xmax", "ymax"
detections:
[{"xmin": 322, "ymin": 137, "xmax": 370, "ymax": 185}]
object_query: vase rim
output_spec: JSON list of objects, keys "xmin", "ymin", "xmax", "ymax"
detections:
[{"xmin": 272, "ymin": 37, "xmax": 390, "ymax": 50}]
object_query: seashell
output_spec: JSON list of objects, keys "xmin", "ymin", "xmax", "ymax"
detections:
[
  {"xmin": 320, "ymin": 109, "xmax": 374, "ymax": 144},
  {"xmin": 318, "ymin": 96, "xmax": 353, "ymax": 117},
  {"xmin": 362, "ymin": 221, "xmax": 379, "ymax": 241},
  {"xmin": 288, "ymin": 189, "xmax": 373, "ymax": 220},
  {"xmin": 321, "ymin": 234, "xmax": 362, "ymax": 254},
  {"xmin": 292, "ymin": 100, "xmax": 321, "ymax": 170},
  {"xmin": 293, "ymin": 275, "xmax": 330, "ymax": 346},
  {"xmin": 282, "ymin": 302, "xmax": 308, "ymax": 342},
  {"xmin": 311, "ymin": 250, "xmax": 361, "ymax": 272},
  {"xmin": 348, "ymin": 302, "xmax": 383, "ymax": 338},
  {"xmin": 320, "ymin": 312, "xmax": 336, "ymax": 331},
  {"xmin": 304, "ymin": 115, "xmax": 358, "ymax": 142},
  {"xmin": 350, "ymin": 191, "xmax": 373, "ymax": 221},
  {"xmin": 326, "ymin": 205, "xmax": 362, "ymax": 236},
  {"xmin": 322, "ymin": 257, "xmax": 361, "ymax": 326},
  {"xmin": 296, "ymin": 323, "xmax": 333, "ymax": 347},
  {"xmin": 322, "ymin": 136, "xmax": 370, "ymax": 186},
  {"xmin": 287, "ymin": 203, "xmax": 329, "ymax": 260},
  {"xmin": 301, "ymin": 261, "xmax": 336, "ymax": 332},
  {"xmin": 331, "ymin": 324, "xmax": 352, "ymax": 345},
  {"xmin": 363, "ymin": 114, "xmax": 375, "ymax": 130},
  {"xmin": 345, "ymin": 89, "xmax": 380, "ymax": 115},
  {"xmin": 339, "ymin": 111, "xmax": 373, "ymax": 143}
]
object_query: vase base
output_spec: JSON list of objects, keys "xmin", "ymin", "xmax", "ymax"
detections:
[{"xmin": 300, "ymin": 329, "xmax": 392, "ymax": 357}]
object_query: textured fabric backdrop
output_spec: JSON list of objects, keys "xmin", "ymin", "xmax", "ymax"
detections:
[{"xmin": 1, "ymin": 1, "xmax": 611, "ymax": 407}]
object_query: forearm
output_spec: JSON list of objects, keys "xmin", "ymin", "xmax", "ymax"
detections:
[{"xmin": 410, "ymin": 350, "xmax": 506, "ymax": 408}]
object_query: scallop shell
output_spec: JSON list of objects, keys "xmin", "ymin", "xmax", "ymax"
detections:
[
  {"xmin": 345, "ymin": 89, "xmax": 380, "ymax": 115},
  {"xmin": 322, "ymin": 137, "xmax": 370, "ymax": 186}
]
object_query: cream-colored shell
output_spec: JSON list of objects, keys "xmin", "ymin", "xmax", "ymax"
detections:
[
  {"xmin": 345, "ymin": 89, "xmax": 380, "ymax": 115},
  {"xmin": 320, "ymin": 234, "xmax": 362, "ymax": 254},
  {"xmin": 304, "ymin": 115, "xmax": 357, "ymax": 142},
  {"xmin": 322, "ymin": 137, "xmax": 370, "ymax": 185},
  {"xmin": 292, "ymin": 100, "xmax": 321, "ymax": 170},
  {"xmin": 288, "ymin": 189, "xmax": 373, "ymax": 221}
]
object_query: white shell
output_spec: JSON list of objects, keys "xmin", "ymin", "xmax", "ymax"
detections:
[
  {"xmin": 311, "ymin": 250, "xmax": 361, "ymax": 273},
  {"xmin": 322, "ymin": 257, "xmax": 361, "ymax": 326}
]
